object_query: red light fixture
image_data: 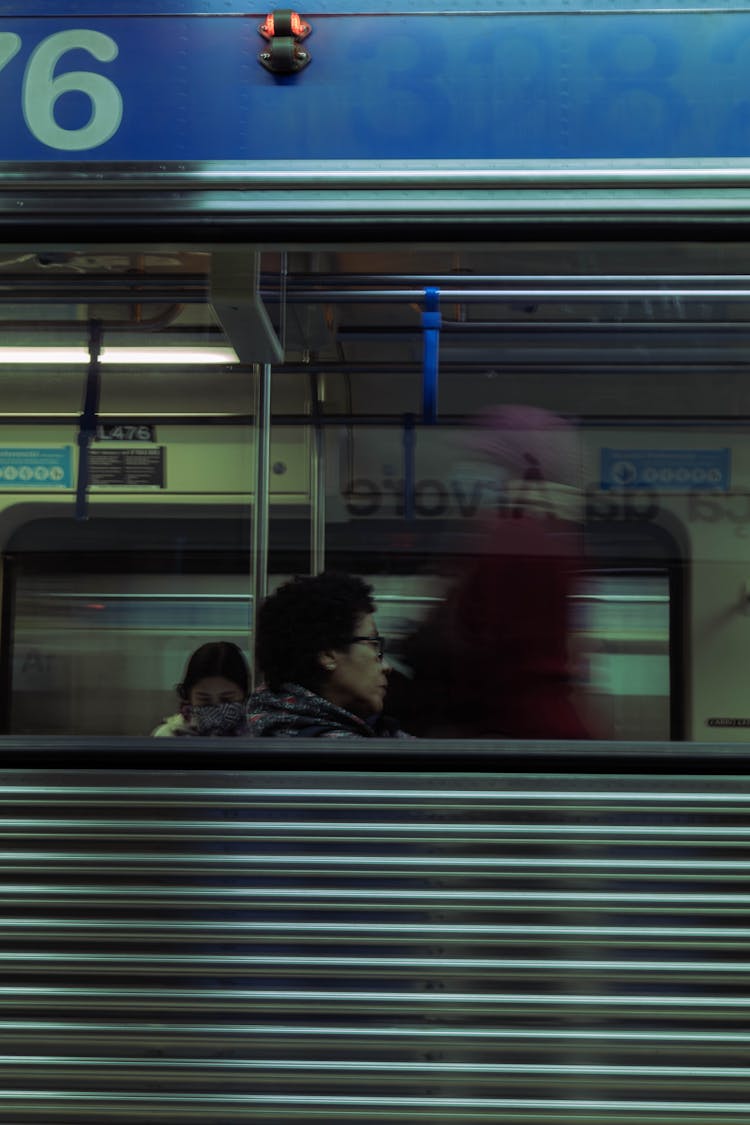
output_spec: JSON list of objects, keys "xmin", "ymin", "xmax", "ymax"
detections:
[
  {"xmin": 258, "ymin": 9, "xmax": 312, "ymax": 74},
  {"xmin": 259, "ymin": 10, "xmax": 310, "ymax": 41}
]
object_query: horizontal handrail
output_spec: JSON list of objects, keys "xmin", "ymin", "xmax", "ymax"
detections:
[{"xmin": 0, "ymin": 737, "xmax": 748, "ymax": 771}]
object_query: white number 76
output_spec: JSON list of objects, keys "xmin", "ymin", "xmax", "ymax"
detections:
[{"xmin": 1, "ymin": 29, "xmax": 123, "ymax": 151}]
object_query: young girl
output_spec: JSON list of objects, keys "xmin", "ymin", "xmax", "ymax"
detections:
[{"xmin": 151, "ymin": 641, "xmax": 250, "ymax": 737}]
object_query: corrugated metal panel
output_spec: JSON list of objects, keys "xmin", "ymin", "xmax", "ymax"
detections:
[{"xmin": 0, "ymin": 753, "xmax": 749, "ymax": 1121}]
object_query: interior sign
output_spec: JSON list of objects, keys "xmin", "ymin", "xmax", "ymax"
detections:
[
  {"xmin": 89, "ymin": 447, "xmax": 164, "ymax": 488},
  {"xmin": 601, "ymin": 449, "xmax": 730, "ymax": 492},
  {"xmin": 0, "ymin": 446, "xmax": 71, "ymax": 487},
  {"xmin": 95, "ymin": 424, "xmax": 156, "ymax": 442}
]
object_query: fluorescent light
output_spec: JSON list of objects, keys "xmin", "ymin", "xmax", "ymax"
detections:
[{"xmin": 0, "ymin": 346, "xmax": 239, "ymax": 365}]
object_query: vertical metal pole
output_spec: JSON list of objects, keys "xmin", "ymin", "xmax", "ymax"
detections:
[
  {"xmin": 403, "ymin": 412, "xmax": 416, "ymax": 521},
  {"xmin": 310, "ymin": 373, "xmax": 326, "ymax": 575},
  {"xmin": 310, "ymin": 426, "xmax": 326, "ymax": 575},
  {"xmin": 279, "ymin": 250, "xmax": 288, "ymax": 353},
  {"xmin": 75, "ymin": 318, "xmax": 103, "ymax": 521},
  {"xmin": 251, "ymin": 362, "xmax": 272, "ymax": 690}
]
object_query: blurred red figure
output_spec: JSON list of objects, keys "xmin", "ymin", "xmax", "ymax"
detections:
[{"xmin": 398, "ymin": 406, "xmax": 591, "ymax": 740}]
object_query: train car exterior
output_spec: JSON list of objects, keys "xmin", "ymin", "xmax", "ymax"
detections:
[
  {"xmin": 0, "ymin": 1, "xmax": 750, "ymax": 742},
  {"xmin": 2, "ymin": 3, "xmax": 750, "ymax": 1120}
]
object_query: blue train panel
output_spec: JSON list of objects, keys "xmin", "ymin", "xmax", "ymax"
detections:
[{"xmin": 0, "ymin": 8, "xmax": 750, "ymax": 161}]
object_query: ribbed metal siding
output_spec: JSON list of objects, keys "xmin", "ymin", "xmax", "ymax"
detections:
[{"xmin": 1, "ymin": 760, "xmax": 750, "ymax": 1122}]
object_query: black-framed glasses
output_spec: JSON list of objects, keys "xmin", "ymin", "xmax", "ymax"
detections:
[{"xmin": 349, "ymin": 634, "xmax": 385, "ymax": 660}]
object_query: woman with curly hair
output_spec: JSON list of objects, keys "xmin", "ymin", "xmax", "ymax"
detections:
[{"xmin": 248, "ymin": 572, "xmax": 405, "ymax": 738}]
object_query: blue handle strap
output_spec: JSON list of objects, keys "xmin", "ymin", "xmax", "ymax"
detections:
[
  {"xmin": 75, "ymin": 319, "xmax": 102, "ymax": 521},
  {"xmin": 422, "ymin": 286, "xmax": 441, "ymax": 424}
]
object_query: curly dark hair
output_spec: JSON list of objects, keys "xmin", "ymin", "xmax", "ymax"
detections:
[
  {"xmin": 255, "ymin": 572, "xmax": 375, "ymax": 692},
  {"xmin": 178, "ymin": 641, "xmax": 250, "ymax": 700}
]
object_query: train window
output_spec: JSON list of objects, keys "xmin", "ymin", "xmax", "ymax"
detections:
[
  {"xmin": 573, "ymin": 572, "xmax": 672, "ymax": 741},
  {"xmin": 1, "ymin": 238, "xmax": 748, "ymax": 740},
  {"xmin": 8, "ymin": 569, "xmax": 253, "ymax": 736}
]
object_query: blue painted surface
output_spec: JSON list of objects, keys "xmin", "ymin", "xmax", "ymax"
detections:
[
  {"xmin": 601, "ymin": 449, "xmax": 731, "ymax": 492},
  {"xmin": 2, "ymin": 2, "xmax": 749, "ymax": 15},
  {"xmin": 0, "ymin": 12, "xmax": 749, "ymax": 160},
  {"xmin": 0, "ymin": 447, "xmax": 73, "ymax": 488}
]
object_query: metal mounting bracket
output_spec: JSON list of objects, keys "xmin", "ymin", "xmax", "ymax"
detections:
[{"xmin": 258, "ymin": 9, "xmax": 311, "ymax": 74}]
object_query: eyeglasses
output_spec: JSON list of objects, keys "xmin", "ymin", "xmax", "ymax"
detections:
[{"xmin": 349, "ymin": 634, "xmax": 385, "ymax": 660}]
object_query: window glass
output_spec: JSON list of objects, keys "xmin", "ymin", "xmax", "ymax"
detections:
[{"xmin": 0, "ymin": 240, "xmax": 743, "ymax": 740}]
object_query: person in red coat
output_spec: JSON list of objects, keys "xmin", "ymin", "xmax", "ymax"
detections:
[{"xmin": 398, "ymin": 405, "xmax": 592, "ymax": 740}]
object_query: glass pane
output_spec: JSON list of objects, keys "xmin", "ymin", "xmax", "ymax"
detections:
[
  {"xmin": 3, "ymin": 238, "xmax": 750, "ymax": 740},
  {"xmin": 0, "ymin": 246, "xmax": 259, "ymax": 735},
  {"xmin": 11, "ymin": 571, "xmax": 253, "ymax": 736}
]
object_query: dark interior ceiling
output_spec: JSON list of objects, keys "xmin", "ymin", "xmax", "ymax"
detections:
[{"xmin": 2, "ymin": 242, "xmax": 750, "ymax": 383}]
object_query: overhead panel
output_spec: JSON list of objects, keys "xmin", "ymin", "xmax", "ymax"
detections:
[
  {"xmin": 210, "ymin": 252, "xmax": 284, "ymax": 364},
  {"xmin": 1, "ymin": 2, "xmax": 750, "ymax": 227}
]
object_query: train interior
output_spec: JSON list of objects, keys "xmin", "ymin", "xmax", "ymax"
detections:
[{"xmin": 1, "ymin": 236, "xmax": 746, "ymax": 740}]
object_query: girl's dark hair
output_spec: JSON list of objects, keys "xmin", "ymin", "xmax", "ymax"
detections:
[
  {"xmin": 255, "ymin": 572, "xmax": 375, "ymax": 692},
  {"xmin": 178, "ymin": 641, "xmax": 250, "ymax": 700}
]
